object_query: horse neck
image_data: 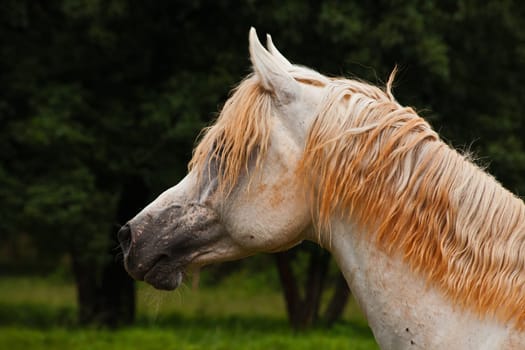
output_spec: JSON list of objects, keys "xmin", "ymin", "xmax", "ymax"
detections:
[{"xmin": 327, "ymin": 220, "xmax": 517, "ymax": 349}]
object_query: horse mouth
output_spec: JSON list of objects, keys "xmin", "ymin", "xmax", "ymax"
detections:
[{"xmin": 142, "ymin": 257, "xmax": 186, "ymax": 291}]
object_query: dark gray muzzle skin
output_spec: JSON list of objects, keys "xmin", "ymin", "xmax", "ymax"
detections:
[{"xmin": 118, "ymin": 203, "xmax": 224, "ymax": 290}]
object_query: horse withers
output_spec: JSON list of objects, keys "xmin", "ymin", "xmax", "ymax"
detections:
[{"xmin": 119, "ymin": 28, "xmax": 525, "ymax": 349}]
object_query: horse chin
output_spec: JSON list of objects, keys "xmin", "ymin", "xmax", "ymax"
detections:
[{"xmin": 143, "ymin": 260, "xmax": 185, "ymax": 291}]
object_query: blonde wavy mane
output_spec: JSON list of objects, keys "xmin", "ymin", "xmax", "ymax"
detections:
[
  {"xmin": 189, "ymin": 75, "xmax": 272, "ymax": 194},
  {"xmin": 301, "ymin": 76, "xmax": 525, "ymax": 327},
  {"xmin": 190, "ymin": 70, "xmax": 525, "ymax": 327}
]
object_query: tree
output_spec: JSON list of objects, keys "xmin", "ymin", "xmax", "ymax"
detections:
[{"xmin": 0, "ymin": 0, "xmax": 212, "ymax": 325}]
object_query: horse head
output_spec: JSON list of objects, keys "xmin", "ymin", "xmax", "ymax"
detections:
[{"xmin": 118, "ymin": 28, "xmax": 325, "ymax": 290}]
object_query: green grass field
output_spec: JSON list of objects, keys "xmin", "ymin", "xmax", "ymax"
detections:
[{"xmin": 0, "ymin": 272, "xmax": 378, "ymax": 349}]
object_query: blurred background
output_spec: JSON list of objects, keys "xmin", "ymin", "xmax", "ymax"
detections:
[{"xmin": 1, "ymin": 1, "xmax": 524, "ymax": 349}]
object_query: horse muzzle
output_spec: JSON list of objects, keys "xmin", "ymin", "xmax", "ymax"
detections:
[{"xmin": 118, "ymin": 203, "xmax": 225, "ymax": 290}]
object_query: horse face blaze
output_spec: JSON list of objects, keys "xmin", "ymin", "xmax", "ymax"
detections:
[{"xmin": 118, "ymin": 203, "xmax": 224, "ymax": 290}]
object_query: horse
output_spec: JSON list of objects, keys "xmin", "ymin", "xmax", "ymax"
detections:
[{"xmin": 118, "ymin": 28, "xmax": 525, "ymax": 349}]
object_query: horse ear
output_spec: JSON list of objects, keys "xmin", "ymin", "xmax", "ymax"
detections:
[
  {"xmin": 249, "ymin": 27, "xmax": 299, "ymax": 103},
  {"xmin": 266, "ymin": 34, "xmax": 293, "ymax": 68}
]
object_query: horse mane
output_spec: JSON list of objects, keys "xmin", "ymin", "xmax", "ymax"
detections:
[
  {"xmin": 189, "ymin": 74, "xmax": 273, "ymax": 194},
  {"xmin": 300, "ymin": 77, "xmax": 525, "ymax": 327}
]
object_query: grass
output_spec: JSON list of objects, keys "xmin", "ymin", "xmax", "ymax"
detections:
[
  {"xmin": 0, "ymin": 325, "xmax": 377, "ymax": 350},
  {"xmin": 0, "ymin": 272, "xmax": 379, "ymax": 349}
]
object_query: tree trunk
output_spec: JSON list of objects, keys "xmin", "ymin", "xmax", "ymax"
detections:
[
  {"xmin": 275, "ymin": 251, "xmax": 302, "ymax": 327},
  {"xmin": 275, "ymin": 245, "xmax": 332, "ymax": 330},
  {"xmin": 324, "ymin": 272, "xmax": 350, "ymax": 326},
  {"xmin": 299, "ymin": 248, "xmax": 330, "ymax": 327},
  {"xmin": 72, "ymin": 175, "xmax": 148, "ymax": 327},
  {"xmin": 71, "ymin": 256, "xmax": 98, "ymax": 325}
]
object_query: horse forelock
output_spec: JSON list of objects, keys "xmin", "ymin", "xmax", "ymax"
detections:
[
  {"xmin": 189, "ymin": 74, "xmax": 273, "ymax": 195},
  {"xmin": 189, "ymin": 66, "xmax": 329, "ymax": 195},
  {"xmin": 300, "ymin": 77, "xmax": 525, "ymax": 328}
]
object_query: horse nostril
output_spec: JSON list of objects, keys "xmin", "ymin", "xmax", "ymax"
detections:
[{"xmin": 117, "ymin": 223, "xmax": 132, "ymax": 253}]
